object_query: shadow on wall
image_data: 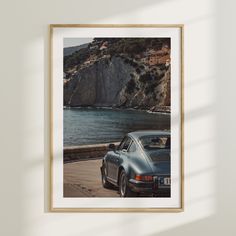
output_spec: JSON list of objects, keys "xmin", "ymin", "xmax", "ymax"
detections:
[{"xmin": 147, "ymin": 216, "xmax": 217, "ymax": 236}]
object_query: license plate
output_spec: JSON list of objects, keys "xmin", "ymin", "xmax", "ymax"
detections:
[{"xmin": 164, "ymin": 177, "xmax": 171, "ymax": 185}]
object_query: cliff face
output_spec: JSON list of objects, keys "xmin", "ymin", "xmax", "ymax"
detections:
[
  {"xmin": 64, "ymin": 38, "xmax": 171, "ymax": 111},
  {"xmin": 64, "ymin": 56, "xmax": 134, "ymax": 107}
]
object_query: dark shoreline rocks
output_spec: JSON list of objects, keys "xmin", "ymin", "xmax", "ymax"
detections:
[{"xmin": 64, "ymin": 105, "xmax": 170, "ymax": 114}]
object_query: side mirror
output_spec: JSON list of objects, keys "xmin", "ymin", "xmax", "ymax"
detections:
[{"xmin": 108, "ymin": 143, "xmax": 116, "ymax": 150}]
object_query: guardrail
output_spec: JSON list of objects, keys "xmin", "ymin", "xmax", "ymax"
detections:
[{"xmin": 64, "ymin": 142, "xmax": 120, "ymax": 163}]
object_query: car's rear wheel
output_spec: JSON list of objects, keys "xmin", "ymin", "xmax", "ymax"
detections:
[
  {"xmin": 119, "ymin": 170, "xmax": 136, "ymax": 197},
  {"xmin": 101, "ymin": 165, "xmax": 113, "ymax": 189}
]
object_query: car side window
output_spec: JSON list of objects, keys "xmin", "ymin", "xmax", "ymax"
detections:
[
  {"xmin": 128, "ymin": 141, "xmax": 136, "ymax": 152},
  {"xmin": 120, "ymin": 137, "xmax": 132, "ymax": 151},
  {"xmin": 118, "ymin": 137, "xmax": 127, "ymax": 150}
]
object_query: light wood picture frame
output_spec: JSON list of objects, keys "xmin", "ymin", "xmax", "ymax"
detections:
[{"xmin": 49, "ymin": 24, "xmax": 184, "ymax": 212}]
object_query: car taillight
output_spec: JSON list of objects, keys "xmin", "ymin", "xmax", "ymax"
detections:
[{"xmin": 135, "ymin": 175, "xmax": 153, "ymax": 182}]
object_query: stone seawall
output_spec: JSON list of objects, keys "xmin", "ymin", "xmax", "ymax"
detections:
[{"xmin": 64, "ymin": 142, "xmax": 120, "ymax": 163}]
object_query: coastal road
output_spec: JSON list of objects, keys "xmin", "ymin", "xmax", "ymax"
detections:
[{"xmin": 64, "ymin": 158, "xmax": 120, "ymax": 197}]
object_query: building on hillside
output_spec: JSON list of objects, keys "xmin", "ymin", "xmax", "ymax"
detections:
[
  {"xmin": 100, "ymin": 41, "xmax": 108, "ymax": 50},
  {"xmin": 147, "ymin": 44, "xmax": 170, "ymax": 66},
  {"xmin": 165, "ymin": 58, "xmax": 171, "ymax": 67},
  {"xmin": 162, "ymin": 44, "xmax": 170, "ymax": 54},
  {"xmin": 148, "ymin": 54, "xmax": 158, "ymax": 66},
  {"xmin": 148, "ymin": 53, "xmax": 171, "ymax": 66},
  {"xmin": 158, "ymin": 54, "xmax": 171, "ymax": 65}
]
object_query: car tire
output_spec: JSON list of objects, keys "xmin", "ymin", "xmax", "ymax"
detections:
[
  {"xmin": 101, "ymin": 165, "xmax": 113, "ymax": 189},
  {"xmin": 119, "ymin": 170, "xmax": 136, "ymax": 197}
]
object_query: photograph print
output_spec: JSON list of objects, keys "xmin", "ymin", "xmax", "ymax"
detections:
[{"xmin": 50, "ymin": 25, "xmax": 183, "ymax": 211}]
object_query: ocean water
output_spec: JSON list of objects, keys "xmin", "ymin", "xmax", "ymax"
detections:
[{"xmin": 64, "ymin": 108, "xmax": 170, "ymax": 146}]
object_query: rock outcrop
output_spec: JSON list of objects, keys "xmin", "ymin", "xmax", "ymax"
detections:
[{"xmin": 64, "ymin": 56, "xmax": 135, "ymax": 106}]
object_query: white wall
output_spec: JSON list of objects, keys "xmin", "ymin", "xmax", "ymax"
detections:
[{"xmin": 0, "ymin": 0, "xmax": 236, "ymax": 235}]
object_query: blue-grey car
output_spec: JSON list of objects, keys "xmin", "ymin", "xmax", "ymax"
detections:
[{"xmin": 100, "ymin": 131, "xmax": 171, "ymax": 197}]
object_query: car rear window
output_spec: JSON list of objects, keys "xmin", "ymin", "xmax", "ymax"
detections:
[
  {"xmin": 139, "ymin": 135, "xmax": 170, "ymax": 150},
  {"xmin": 139, "ymin": 135, "xmax": 170, "ymax": 163}
]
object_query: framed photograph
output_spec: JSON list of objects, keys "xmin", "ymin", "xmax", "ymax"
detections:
[{"xmin": 49, "ymin": 24, "xmax": 184, "ymax": 212}]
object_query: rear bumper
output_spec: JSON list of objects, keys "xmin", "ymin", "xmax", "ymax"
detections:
[{"xmin": 128, "ymin": 179, "xmax": 170, "ymax": 196}]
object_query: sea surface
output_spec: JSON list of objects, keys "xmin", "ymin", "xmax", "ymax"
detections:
[{"xmin": 64, "ymin": 108, "xmax": 170, "ymax": 146}]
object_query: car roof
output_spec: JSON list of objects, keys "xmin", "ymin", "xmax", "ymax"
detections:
[{"xmin": 128, "ymin": 130, "xmax": 170, "ymax": 140}]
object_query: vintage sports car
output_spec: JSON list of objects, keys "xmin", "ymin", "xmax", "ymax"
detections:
[{"xmin": 100, "ymin": 131, "xmax": 171, "ymax": 197}]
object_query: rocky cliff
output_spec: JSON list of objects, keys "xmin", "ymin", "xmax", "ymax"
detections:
[
  {"xmin": 64, "ymin": 56, "xmax": 134, "ymax": 106},
  {"xmin": 64, "ymin": 38, "xmax": 171, "ymax": 112}
]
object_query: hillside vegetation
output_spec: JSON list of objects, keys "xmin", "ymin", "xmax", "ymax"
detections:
[{"xmin": 64, "ymin": 38, "xmax": 171, "ymax": 112}]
